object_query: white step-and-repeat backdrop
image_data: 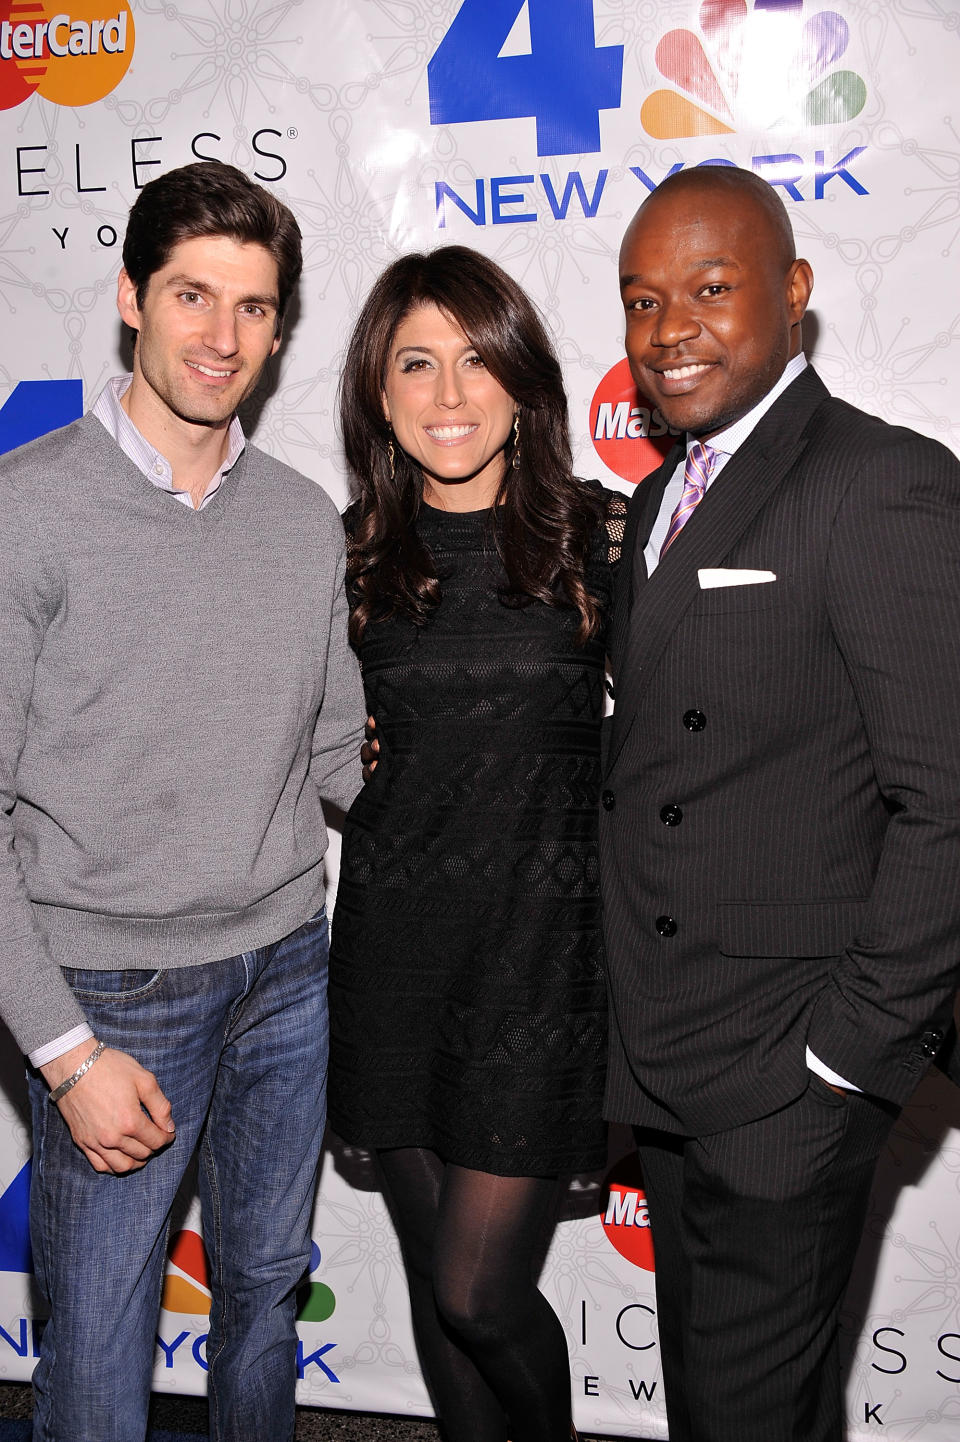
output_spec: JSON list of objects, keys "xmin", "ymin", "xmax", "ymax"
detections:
[{"xmin": 2, "ymin": 2, "xmax": 960, "ymax": 1436}]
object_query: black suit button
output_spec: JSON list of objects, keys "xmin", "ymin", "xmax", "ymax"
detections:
[
  {"xmin": 921, "ymin": 1030, "xmax": 942, "ymax": 1057},
  {"xmin": 655, "ymin": 915, "xmax": 677, "ymax": 937},
  {"xmin": 660, "ymin": 804, "xmax": 683, "ymax": 826},
  {"xmin": 601, "ymin": 790, "xmax": 615, "ymax": 811},
  {"xmin": 683, "ymin": 709, "xmax": 706, "ymax": 731}
]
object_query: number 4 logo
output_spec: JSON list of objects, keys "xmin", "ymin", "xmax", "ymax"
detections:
[{"xmin": 428, "ymin": 0, "xmax": 623, "ymax": 158}]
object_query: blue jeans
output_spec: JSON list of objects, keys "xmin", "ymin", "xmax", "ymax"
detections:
[{"xmin": 28, "ymin": 909, "xmax": 329, "ymax": 1442}]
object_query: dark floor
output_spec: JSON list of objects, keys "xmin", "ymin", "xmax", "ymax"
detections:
[
  {"xmin": 0, "ymin": 1384, "xmax": 440, "ymax": 1439},
  {"xmin": 0, "ymin": 1382, "xmax": 628, "ymax": 1439}
]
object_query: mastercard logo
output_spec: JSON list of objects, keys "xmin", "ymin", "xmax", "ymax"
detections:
[
  {"xmin": 0, "ymin": 1, "xmax": 134, "ymax": 111},
  {"xmin": 599, "ymin": 1153, "xmax": 655, "ymax": 1271},
  {"xmin": 589, "ymin": 357, "xmax": 678, "ymax": 486}
]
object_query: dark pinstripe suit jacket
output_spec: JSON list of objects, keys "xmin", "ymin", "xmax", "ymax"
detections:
[{"xmin": 599, "ymin": 366, "xmax": 960, "ymax": 1134}]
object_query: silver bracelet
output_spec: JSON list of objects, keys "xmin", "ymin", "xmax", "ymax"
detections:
[{"xmin": 47, "ymin": 1040, "xmax": 105, "ymax": 1105}]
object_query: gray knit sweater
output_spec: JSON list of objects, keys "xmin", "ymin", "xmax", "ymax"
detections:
[{"xmin": 0, "ymin": 413, "xmax": 365, "ymax": 1054}]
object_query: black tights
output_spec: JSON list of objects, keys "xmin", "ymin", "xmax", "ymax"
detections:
[{"xmin": 377, "ymin": 1147, "xmax": 571, "ymax": 1442}]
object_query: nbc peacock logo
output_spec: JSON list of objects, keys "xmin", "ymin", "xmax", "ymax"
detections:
[
  {"xmin": 641, "ymin": 0, "xmax": 866, "ymax": 140},
  {"xmin": 162, "ymin": 1230, "xmax": 336, "ymax": 1324}
]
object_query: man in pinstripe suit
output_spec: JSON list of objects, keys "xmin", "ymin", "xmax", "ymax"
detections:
[{"xmin": 600, "ymin": 165, "xmax": 960, "ymax": 1440}]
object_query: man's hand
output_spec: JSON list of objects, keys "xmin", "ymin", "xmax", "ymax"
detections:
[
  {"xmin": 41, "ymin": 1042, "xmax": 175, "ymax": 1175},
  {"xmin": 361, "ymin": 714, "xmax": 379, "ymax": 783}
]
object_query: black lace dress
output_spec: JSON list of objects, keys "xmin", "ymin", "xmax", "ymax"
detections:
[{"xmin": 327, "ymin": 487, "xmax": 625, "ymax": 1177}]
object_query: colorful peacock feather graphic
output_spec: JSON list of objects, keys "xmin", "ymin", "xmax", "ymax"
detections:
[
  {"xmin": 641, "ymin": 0, "xmax": 866, "ymax": 139},
  {"xmin": 161, "ymin": 1231, "xmax": 335, "ymax": 1323}
]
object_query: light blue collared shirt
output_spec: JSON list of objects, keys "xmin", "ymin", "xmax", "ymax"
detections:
[
  {"xmin": 644, "ymin": 353, "xmax": 808, "ymax": 577},
  {"xmin": 92, "ymin": 374, "xmax": 245, "ymax": 509}
]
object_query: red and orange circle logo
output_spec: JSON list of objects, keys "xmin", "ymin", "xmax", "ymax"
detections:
[
  {"xmin": 599, "ymin": 1152, "xmax": 656, "ymax": 1271},
  {"xmin": 1, "ymin": 1, "xmax": 134, "ymax": 111},
  {"xmin": 589, "ymin": 357, "xmax": 678, "ymax": 487}
]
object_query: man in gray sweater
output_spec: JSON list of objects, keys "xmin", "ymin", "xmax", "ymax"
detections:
[{"xmin": 0, "ymin": 161, "xmax": 366, "ymax": 1442}]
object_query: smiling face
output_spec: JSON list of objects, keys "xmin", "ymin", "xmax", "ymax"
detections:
[
  {"xmin": 619, "ymin": 179, "xmax": 812, "ymax": 439},
  {"xmin": 381, "ymin": 302, "xmax": 517, "ymax": 511},
  {"xmin": 117, "ymin": 233, "xmax": 282, "ymax": 441}
]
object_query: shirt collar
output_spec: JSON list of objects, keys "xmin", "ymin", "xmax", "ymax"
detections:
[
  {"xmin": 686, "ymin": 353, "xmax": 808, "ymax": 462},
  {"xmin": 91, "ymin": 375, "xmax": 245, "ymax": 508}
]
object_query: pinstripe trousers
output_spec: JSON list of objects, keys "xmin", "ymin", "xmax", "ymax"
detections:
[{"xmin": 636, "ymin": 1075, "xmax": 897, "ymax": 1442}]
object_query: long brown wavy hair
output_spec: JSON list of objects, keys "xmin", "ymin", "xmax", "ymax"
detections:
[{"xmin": 339, "ymin": 245, "xmax": 604, "ymax": 644}]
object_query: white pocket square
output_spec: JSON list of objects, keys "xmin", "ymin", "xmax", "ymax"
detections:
[{"xmin": 698, "ymin": 568, "xmax": 777, "ymax": 589}]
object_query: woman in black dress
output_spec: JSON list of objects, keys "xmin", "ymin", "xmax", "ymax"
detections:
[{"xmin": 328, "ymin": 246, "xmax": 624, "ymax": 1442}]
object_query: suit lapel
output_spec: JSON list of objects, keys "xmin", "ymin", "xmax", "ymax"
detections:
[
  {"xmin": 607, "ymin": 368, "xmax": 830, "ymax": 774},
  {"xmin": 610, "ymin": 445, "xmax": 680, "ymax": 668}
]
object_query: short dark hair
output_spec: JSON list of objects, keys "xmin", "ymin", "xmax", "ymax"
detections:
[
  {"xmin": 340, "ymin": 245, "xmax": 604, "ymax": 643},
  {"xmin": 121, "ymin": 161, "xmax": 302, "ymax": 326}
]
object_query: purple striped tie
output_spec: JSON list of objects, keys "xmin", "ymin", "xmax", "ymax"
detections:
[{"xmin": 659, "ymin": 440, "xmax": 717, "ymax": 559}]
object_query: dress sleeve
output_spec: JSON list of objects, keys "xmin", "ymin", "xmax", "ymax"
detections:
[{"xmin": 602, "ymin": 487, "xmax": 628, "ymax": 570}]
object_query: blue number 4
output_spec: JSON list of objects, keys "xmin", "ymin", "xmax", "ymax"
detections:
[{"xmin": 428, "ymin": 0, "xmax": 623, "ymax": 158}]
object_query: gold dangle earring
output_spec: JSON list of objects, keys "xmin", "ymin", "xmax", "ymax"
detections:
[
  {"xmin": 387, "ymin": 436, "xmax": 395, "ymax": 480},
  {"xmin": 512, "ymin": 411, "xmax": 521, "ymax": 471}
]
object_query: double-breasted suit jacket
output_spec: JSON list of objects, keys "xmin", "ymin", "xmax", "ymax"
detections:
[{"xmin": 600, "ymin": 366, "xmax": 960, "ymax": 1136}]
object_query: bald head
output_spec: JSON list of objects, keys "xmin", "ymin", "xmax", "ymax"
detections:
[
  {"xmin": 618, "ymin": 165, "xmax": 813, "ymax": 439},
  {"xmin": 640, "ymin": 166, "xmax": 797, "ymax": 275}
]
